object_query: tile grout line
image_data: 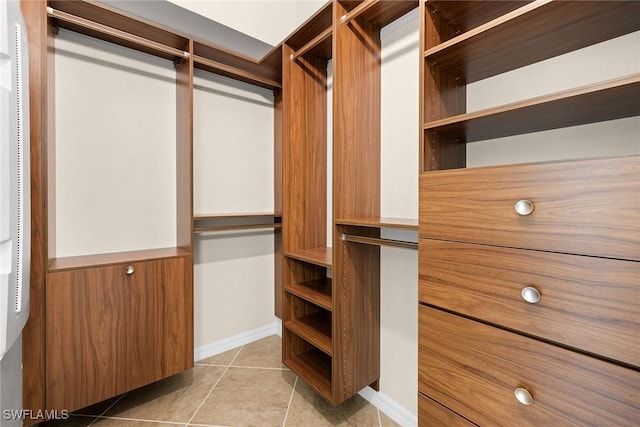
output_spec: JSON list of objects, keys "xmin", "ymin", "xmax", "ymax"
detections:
[
  {"xmin": 85, "ymin": 391, "xmax": 128, "ymax": 426},
  {"xmin": 90, "ymin": 415, "xmax": 187, "ymax": 425},
  {"xmin": 281, "ymin": 375, "xmax": 299, "ymax": 427},
  {"xmin": 185, "ymin": 345, "xmax": 245, "ymax": 426}
]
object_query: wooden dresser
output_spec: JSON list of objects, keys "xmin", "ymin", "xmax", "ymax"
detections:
[
  {"xmin": 418, "ymin": 156, "xmax": 640, "ymax": 425},
  {"xmin": 418, "ymin": 1, "xmax": 640, "ymax": 424}
]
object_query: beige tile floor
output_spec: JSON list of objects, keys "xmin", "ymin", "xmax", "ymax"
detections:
[{"xmin": 41, "ymin": 335, "xmax": 400, "ymax": 427}]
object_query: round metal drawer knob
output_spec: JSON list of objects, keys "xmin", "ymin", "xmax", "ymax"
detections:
[
  {"xmin": 521, "ymin": 287, "xmax": 541, "ymax": 304},
  {"xmin": 514, "ymin": 388, "xmax": 533, "ymax": 406},
  {"xmin": 125, "ymin": 265, "xmax": 135, "ymax": 275},
  {"xmin": 515, "ymin": 200, "xmax": 534, "ymax": 216}
]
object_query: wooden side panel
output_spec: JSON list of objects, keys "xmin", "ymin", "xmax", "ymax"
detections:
[
  {"xmin": 176, "ymin": 40, "xmax": 193, "ymax": 253},
  {"xmin": 419, "ymin": 156, "xmax": 640, "ymax": 260},
  {"xmin": 274, "ymin": 89, "xmax": 283, "ymax": 318},
  {"xmin": 332, "ymin": 1, "xmax": 381, "ymax": 404},
  {"xmin": 419, "ymin": 306, "xmax": 640, "ymax": 426},
  {"xmin": 21, "ymin": 0, "xmax": 47, "ymax": 421}
]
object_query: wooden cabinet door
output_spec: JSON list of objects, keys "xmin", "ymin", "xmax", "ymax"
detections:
[{"xmin": 45, "ymin": 257, "xmax": 192, "ymax": 411}]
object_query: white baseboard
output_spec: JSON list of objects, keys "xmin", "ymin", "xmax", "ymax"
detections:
[
  {"xmin": 359, "ymin": 387, "xmax": 417, "ymax": 427},
  {"xmin": 194, "ymin": 318, "xmax": 280, "ymax": 362}
]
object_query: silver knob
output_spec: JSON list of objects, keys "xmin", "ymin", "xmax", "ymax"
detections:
[
  {"xmin": 514, "ymin": 388, "xmax": 533, "ymax": 405},
  {"xmin": 125, "ymin": 265, "xmax": 135, "ymax": 275},
  {"xmin": 521, "ymin": 287, "xmax": 541, "ymax": 304},
  {"xmin": 515, "ymin": 200, "xmax": 534, "ymax": 216}
]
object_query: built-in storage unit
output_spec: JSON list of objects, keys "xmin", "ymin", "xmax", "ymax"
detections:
[
  {"xmin": 22, "ymin": 0, "xmax": 282, "ymax": 419},
  {"xmin": 282, "ymin": 0, "xmax": 418, "ymax": 405},
  {"xmin": 418, "ymin": 0, "xmax": 640, "ymax": 425}
]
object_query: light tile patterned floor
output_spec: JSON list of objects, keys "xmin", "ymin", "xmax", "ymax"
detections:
[{"xmin": 41, "ymin": 335, "xmax": 400, "ymax": 427}]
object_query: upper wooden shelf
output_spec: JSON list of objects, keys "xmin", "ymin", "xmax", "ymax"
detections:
[
  {"xmin": 48, "ymin": 0, "xmax": 189, "ymax": 61},
  {"xmin": 340, "ymin": 0, "xmax": 417, "ymax": 29},
  {"xmin": 424, "ymin": 74, "xmax": 640, "ymax": 143},
  {"xmin": 426, "ymin": 1, "xmax": 531, "ymax": 36},
  {"xmin": 285, "ymin": 247, "xmax": 333, "ymax": 268},
  {"xmin": 49, "ymin": 247, "xmax": 191, "ymax": 272},
  {"xmin": 424, "ymin": 1, "xmax": 640, "ymax": 83},
  {"xmin": 335, "ymin": 217, "xmax": 418, "ymax": 231},
  {"xmin": 285, "ymin": 1, "xmax": 333, "ymax": 60}
]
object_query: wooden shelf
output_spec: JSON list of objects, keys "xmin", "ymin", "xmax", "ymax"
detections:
[
  {"xmin": 193, "ymin": 54, "xmax": 281, "ymax": 89},
  {"xmin": 284, "ymin": 312, "xmax": 333, "ymax": 356},
  {"xmin": 424, "ymin": 74, "xmax": 640, "ymax": 143},
  {"xmin": 290, "ymin": 27, "xmax": 332, "ymax": 61},
  {"xmin": 284, "ymin": 348, "xmax": 332, "ymax": 401},
  {"xmin": 285, "ymin": 247, "xmax": 332, "ymax": 268},
  {"xmin": 335, "ymin": 217, "xmax": 418, "ymax": 231},
  {"xmin": 194, "ymin": 213, "xmax": 281, "ymax": 233},
  {"xmin": 285, "ymin": 2, "xmax": 333, "ymax": 59},
  {"xmin": 48, "ymin": 0, "xmax": 189, "ymax": 61},
  {"xmin": 424, "ymin": 1, "xmax": 640, "ymax": 83},
  {"xmin": 341, "ymin": 0, "xmax": 417, "ymax": 28},
  {"xmin": 48, "ymin": 247, "xmax": 191, "ymax": 272},
  {"xmin": 425, "ymin": 1, "xmax": 530, "ymax": 36},
  {"xmin": 285, "ymin": 278, "xmax": 332, "ymax": 312}
]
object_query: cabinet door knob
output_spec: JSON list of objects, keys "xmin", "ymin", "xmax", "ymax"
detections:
[
  {"xmin": 514, "ymin": 388, "xmax": 533, "ymax": 405},
  {"xmin": 125, "ymin": 265, "xmax": 135, "ymax": 275},
  {"xmin": 515, "ymin": 200, "xmax": 534, "ymax": 216},
  {"xmin": 521, "ymin": 287, "xmax": 541, "ymax": 304}
]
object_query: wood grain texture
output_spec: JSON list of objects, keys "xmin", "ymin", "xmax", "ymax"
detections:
[
  {"xmin": 332, "ymin": 0, "xmax": 381, "ymax": 403},
  {"xmin": 425, "ymin": 1, "xmax": 640, "ymax": 83},
  {"xmin": 284, "ymin": 247, "xmax": 332, "ymax": 268},
  {"xmin": 418, "ymin": 306, "xmax": 640, "ymax": 426},
  {"xmin": 334, "ymin": 217, "xmax": 418, "ymax": 230},
  {"xmin": 48, "ymin": 247, "xmax": 191, "ymax": 272},
  {"xmin": 427, "ymin": 1, "xmax": 530, "ymax": 37},
  {"xmin": 340, "ymin": 0, "xmax": 417, "ymax": 28},
  {"xmin": 419, "ymin": 394, "xmax": 477, "ymax": 427},
  {"xmin": 283, "ymin": 330, "xmax": 333, "ymax": 400},
  {"xmin": 21, "ymin": 0, "xmax": 48, "ymax": 421},
  {"xmin": 419, "ymin": 156, "xmax": 640, "ymax": 261},
  {"xmin": 285, "ymin": 2, "xmax": 333, "ymax": 52},
  {"xmin": 45, "ymin": 257, "xmax": 192, "ymax": 412},
  {"xmin": 419, "ymin": 239, "xmax": 640, "ymax": 368},
  {"xmin": 176, "ymin": 42, "xmax": 193, "ymax": 253},
  {"xmin": 285, "ymin": 277, "xmax": 333, "ymax": 311},
  {"xmin": 274, "ymin": 89, "xmax": 283, "ymax": 318},
  {"xmin": 424, "ymin": 74, "xmax": 640, "ymax": 143}
]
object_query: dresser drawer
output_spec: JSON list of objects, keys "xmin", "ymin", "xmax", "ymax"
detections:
[
  {"xmin": 419, "ymin": 156, "xmax": 639, "ymax": 260},
  {"xmin": 419, "ymin": 239, "xmax": 640, "ymax": 368},
  {"xmin": 419, "ymin": 393, "xmax": 476, "ymax": 427},
  {"xmin": 418, "ymin": 306, "xmax": 640, "ymax": 426}
]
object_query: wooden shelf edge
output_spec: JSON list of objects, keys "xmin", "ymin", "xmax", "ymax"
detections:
[
  {"xmin": 193, "ymin": 55, "xmax": 281, "ymax": 89},
  {"xmin": 423, "ymin": 74, "xmax": 640, "ymax": 142},
  {"xmin": 284, "ymin": 247, "xmax": 333, "ymax": 268},
  {"xmin": 48, "ymin": 247, "xmax": 191, "ymax": 272},
  {"xmin": 194, "ymin": 223, "xmax": 281, "ymax": 233},
  {"xmin": 194, "ymin": 212, "xmax": 280, "ymax": 220},
  {"xmin": 284, "ymin": 319, "xmax": 333, "ymax": 357},
  {"xmin": 291, "ymin": 26, "xmax": 332, "ymax": 60},
  {"xmin": 335, "ymin": 217, "xmax": 418, "ymax": 231},
  {"xmin": 283, "ymin": 351, "xmax": 333, "ymax": 401},
  {"xmin": 285, "ymin": 279, "xmax": 333, "ymax": 312}
]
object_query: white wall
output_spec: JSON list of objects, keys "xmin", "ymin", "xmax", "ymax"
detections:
[
  {"xmin": 54, "ymin": 29, "xmax": 177, "ymax": 258},
  {"xmin": 192, "ymin": 70, "xmax": 276, "ymax": 349},
  {"xmin": 467, "ymin": 30, "xmax": 640, "ymax": 167},
  {"xmin": 379, "ymin": 10, "xmax": 420, "ymax": 418}
]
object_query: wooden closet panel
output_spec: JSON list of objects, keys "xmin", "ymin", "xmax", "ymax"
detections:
[
  {"xmin": 419, "ymin": 239, "xmax": 640, "ymax": 368},
  {"xmin": 45, "ymin": 257, "xmax": 191, "ymax": 412},
  {"xmin": 419, "ymin": 155, "xmax": 640, "ymax": 260},
  {"xmin": 419, "ymin": 394, "xmax": 476, "ymax": 427},
  {"xmin": 418, "ymin": 306, "xmax": 640, "ymax": 427}
]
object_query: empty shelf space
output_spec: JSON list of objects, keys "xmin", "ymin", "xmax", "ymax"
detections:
[
  {"xmin": 335, "ymin": 217, "xmax": 418, "ymax": 231},
  {"xmin": 424, "ymin": 1, "xmax": 640, "ymax": 83},
  {"xmin": 424, "ymin": 74, "xmax": 640, "ymax": 143},
  {"xmin": 285, "ymin": 278, "xmax": 332, "ymax": 311},
  {"xmin": 285, "ymin": 247, "xmax": 333, "ymax": 268},
  {"xmin": 284, "ymin": 347, "xmax": 332, "ymax": 401},
  {"xmin": 48, "ymin": 247, "xmax": 191, "ymax": 272},
  {"xmin": 290, "ymin": 27, "xmax": 332, "ymax": 61},
  {"xmin": 194, "ymin": 213, "xmax": 281, "ymax": 233},
  {"xmin": 284, "ymin": 312, "xmax": 333, "ymax": 356}
]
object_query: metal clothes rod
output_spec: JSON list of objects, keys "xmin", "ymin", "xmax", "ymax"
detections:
[
  {"xmin": 291, "ymin": 27, "xmax": 332, "ymax": 61},
  {"xmin": 193, "ymin": 55, "xmax": 281, "ymax": 88},
  {"xmin": 341, "ymin": 0, "xmax": 380, "ymax": 25},
  {"xmin": 47, "ymin": 7, "xmax": 189, "ymax": 59},
  {"xmin": 342, "ymin": 233, "xmax": 418, "ymax": 250}
]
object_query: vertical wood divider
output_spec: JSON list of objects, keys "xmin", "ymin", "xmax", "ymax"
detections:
[
  {"xmin": 274, "ymin": 88, "xmax": 283, "ymax": 318},
  {"xmin": 176, "ymin": 39, "xmax": 193, "ymax": 253},
  {"xmin": 332, "ymin": 0, "xmax": 381, "ymax": 403}
]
